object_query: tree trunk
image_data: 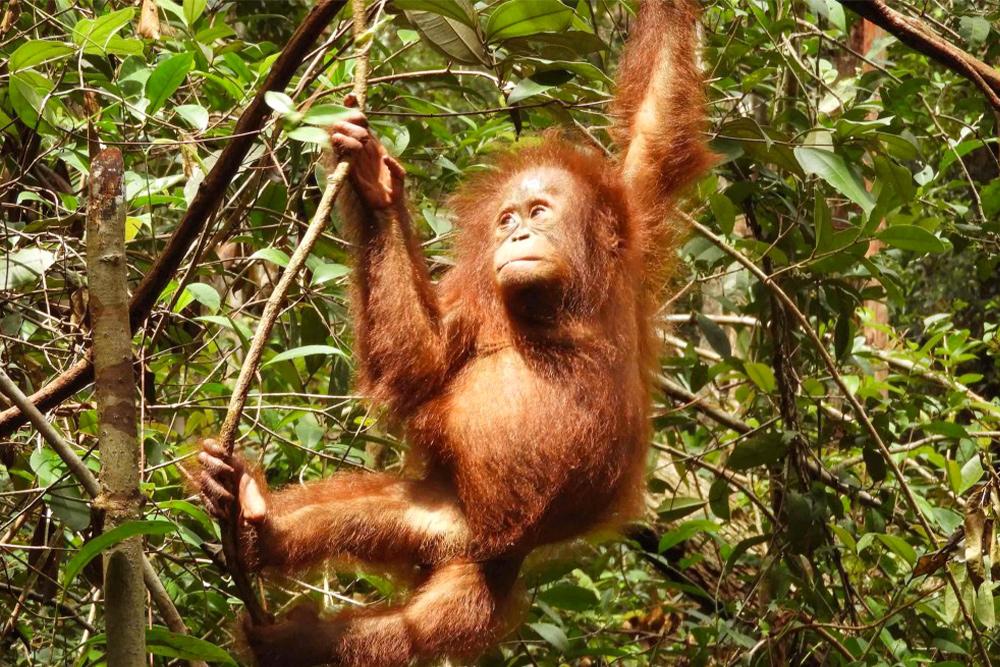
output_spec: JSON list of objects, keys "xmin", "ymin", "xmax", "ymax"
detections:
[{"xmin": 87, "ymin": 147, "xmax": 146, "ymax": 666}]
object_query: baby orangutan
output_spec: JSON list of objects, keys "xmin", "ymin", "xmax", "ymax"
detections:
[{"xmin": 199, "ymin": 2, "xmax": 713, "ymax": 665}]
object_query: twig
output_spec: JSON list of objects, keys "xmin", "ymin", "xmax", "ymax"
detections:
[
  {"xmin": 656, "ymin": 376, "xmax": 884, "ymax": 511},
  {"xmin": 214, "ymin": 0, "xmax": 372, "ymax": 625}
]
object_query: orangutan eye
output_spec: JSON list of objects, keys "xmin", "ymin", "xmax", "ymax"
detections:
[
  {"xmin": 529, "ymin": 205, "xmax": 546, "ymax": 218},
  {"xmin": 498, "ymin": 213, "xmax": 515, "ymax": 229}
]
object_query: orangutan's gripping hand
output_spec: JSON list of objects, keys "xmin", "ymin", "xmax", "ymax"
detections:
[
  {"xmin": 198, "ymin": 438, "xmax": 268, "ymax": 525},
  {"xmin": 330, "ymin": 93, "xmax": 405, "ymax": 211}
]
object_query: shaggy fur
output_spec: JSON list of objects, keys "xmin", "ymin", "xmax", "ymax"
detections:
[{"xmin": 201, "ymin": 3, "xmax": 712, "ymax": 665}]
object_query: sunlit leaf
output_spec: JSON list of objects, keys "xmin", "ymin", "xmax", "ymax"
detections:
[
  {"xmin": 264, "ymin": 345, "xmax": 349, "ymax": 366},
  {"xmin": 486, "ymin": 0, "xmax": 573, "ymax": 42}
]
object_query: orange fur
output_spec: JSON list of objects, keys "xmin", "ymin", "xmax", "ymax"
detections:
[{"xmin": 221, "ymin": 3, "xmax": 713, "ymax": 665}]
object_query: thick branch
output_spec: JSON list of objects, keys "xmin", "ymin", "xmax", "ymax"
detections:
[
  {"xmin": 0, "ymin": 0, "xmax": 350, "ymax": 440},
  {"xmin": 837, "ymin": 0, "xmax": 1000, "ymax": 110}
]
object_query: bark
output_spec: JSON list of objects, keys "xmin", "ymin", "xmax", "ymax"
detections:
[{"xmin": 86, "ymin": 148, "xmax": 145, "ymax": 667}]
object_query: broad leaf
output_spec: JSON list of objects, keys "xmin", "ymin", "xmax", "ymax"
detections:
[
  {"xmin": 147, "ymin": 627, "xmax": 237, "ymax": 665},
  {"xmin": 64, "ymin": 521, "xmax": 176, "ymax": 585},
  {"xmin": 876, "ymin": 225, "xmax": 945, "ymax": 253},
  {"xmin": 795, "ymin": 146, "xmax": 875, "ymax": 214},
  {"xmin": 147, "ymin": 52, "xmax": 195, "ymax": 113},
  {"xmin": 486, "ymin": 0, "xmax": 574, "ymax": 42},
  {"xmin": 10, "ymin": 41, "xmax": 74, "ymax": 71}
]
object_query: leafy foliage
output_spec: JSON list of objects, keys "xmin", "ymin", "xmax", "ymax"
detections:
[{"xmin": 1, "ymin": 0, "xmax": 999, "ymax": 664}]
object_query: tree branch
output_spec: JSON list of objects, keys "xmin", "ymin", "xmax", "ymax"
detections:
[
  {"xmin": 836, "ymin": 0, "xmax": 1000, "ymax": 110},
  {"xmin": 215, "ymin": 0, "xmax": 371, "ymax": 626}
]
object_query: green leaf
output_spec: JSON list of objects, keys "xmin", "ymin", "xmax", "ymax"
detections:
[
  {"xmin": 406, "ymin": 9, "xmax": 486, "ymax": 65},
  {"xmin": 862, "ymin": 442, "xmax": 887, "ymax": 482},
  {"xmin": 310, "ymin": 262, "xmax": 351, "ymax": 285},
  {"xmin": 522, "ymin": 57, "xmax": 612, "ymax": 85},
  {"xmin": 72, "ymin": 8, "xmax": 135, "ymax": 54},
  {"xmin": 658, "ymin": 519, "xmax": 719, "ymax": 552},
  {"xmin": 287, "ymin": 126, "xmax": 330, "ymax": 145},
  {"xmin": 10, "ymin": 70, "xmax": 61, "ymax": 130},
  {"xmin": 976, "ymin": 581, "xmax": 996, "ymax": 628},
  {"xmin": 709, "ymin": 193, "xmax": 737, "ymax": 235},
  {"xmin": 722, "ymin": 533, "xmax": 770, "ymax": 578},
  {"xmin": 958, "ymin": 16, "xmax": 991, "ymax": 47},
  {"xmin": 794, "ymin": 146, "xmax": 875, "ymax": 214},
  {"xmin": 486, "ymin": 0, "xmax": 573, "ymax": 42},
  {"xmin": 873, "ymin": 155, "xmax": 915, "ymax": 208},
  {"xmin": 529, "ymin": 622, "xmax": 568, "ymax": 652},
  {"xmin": 876, "ymin": 131, "xmax": 920, "ymax": 161},
  {"xmin": 146, "ymin": 52, "xmax": 195, "ymax": 113},
  {"xmin": 183, "ymin": 0, "xmax": 208, "ymax": 26},
  {"xmin": 147, "ymin": 627, "xmax": 237, "ymax": 665},
  {"xmin": 295, "ymin": 414, "xmax": 324, "ymax": 450},
  {"xmin": 302, "ymin": 104, "xmax": 352, "ymax": 127},
  {"xmin": 709, "ymin": 478, "xmax": 731, "ymax": 521},
  {"xmin": 182, "ymin": 283, "xmax": 220, "ymax": 313},
  {"xmin": 875, "ymin": 533, "xmax": 916, "ymax": 567},
  {"xmin": 508, "ymin": 70, "xmax": 573, "ymax": 104},
  {"xmin": 10, "ymin": 41, "xmax": 75, "ymax": 71},
  {"xmin": 944, "ymin": 578, "xmax": 960, "ymax": 623},
  {"xmin": 958, "ymin": 454, "xmax": 985, "ymax": 494},
  {"xmin": 264, "ymin": 345, "xmax": 348, "ymax": 367},
  {"xmin": 923, "ymin": 421, "xmax": 968, "ymax": 440},
  {"xmin": 64, "ymin": 521, "xmax": 176, "ymax": 585},
  {"xmin": 29, "ymin": 448, "xmax": 90, "ymax": 531},
  {"xmin": 538, "ymin": 583, "xmax": 598, "ymax": 611},
  {"xmin": 805, "ymin": 0, "xmax": 845, "ymax": 32},
  {"xmin": 250, "ymin": 247, "xmax": 290, "ymax": 267},
  {"xmin": 264, "ymin": 91, "xmax": 295, "ymax": 115},
  {"xmin": 175, "ymin": 104, "xmax": 209, "ymax": 131},
  {"xmin": 395, "ymin": 0, "xmax": 477, "ymax": 27},
  {"xmin": 657, "ymin": 496, "xmax": 706, "ymax": 522},
  {"xmin": 743, "ymin": 361, "xmax": 776, "ymax": 392},
  {"xmin": 876, "ymin": 225, "xmax": 945, "ymax": 254},
  {"xmin": 157, "ymin": 500, "xmax": 217, "ymax": 536},
  {"xmin": 0, "ymin": 247, "xmax": 56, "ymax": 290},
  {"xmin": 194, "ymin": 315, "xmax": 252, "ymax": 342},
  {"xmin": 728, "ymin": 433, "xmax": 788, "ymax": 471},
  {"xmin": 697, "ymin": 314, "xmax": 732, "ymax": 358}
]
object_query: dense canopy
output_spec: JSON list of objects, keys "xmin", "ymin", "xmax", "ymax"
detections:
[{"xmin": 1, "ymin": 0, "xmax": 999, "ymax": 664}]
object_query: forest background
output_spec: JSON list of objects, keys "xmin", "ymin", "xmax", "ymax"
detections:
[{"xmin": 1, "ymin": 0, "xmax": 1000, "ymax": 664}]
